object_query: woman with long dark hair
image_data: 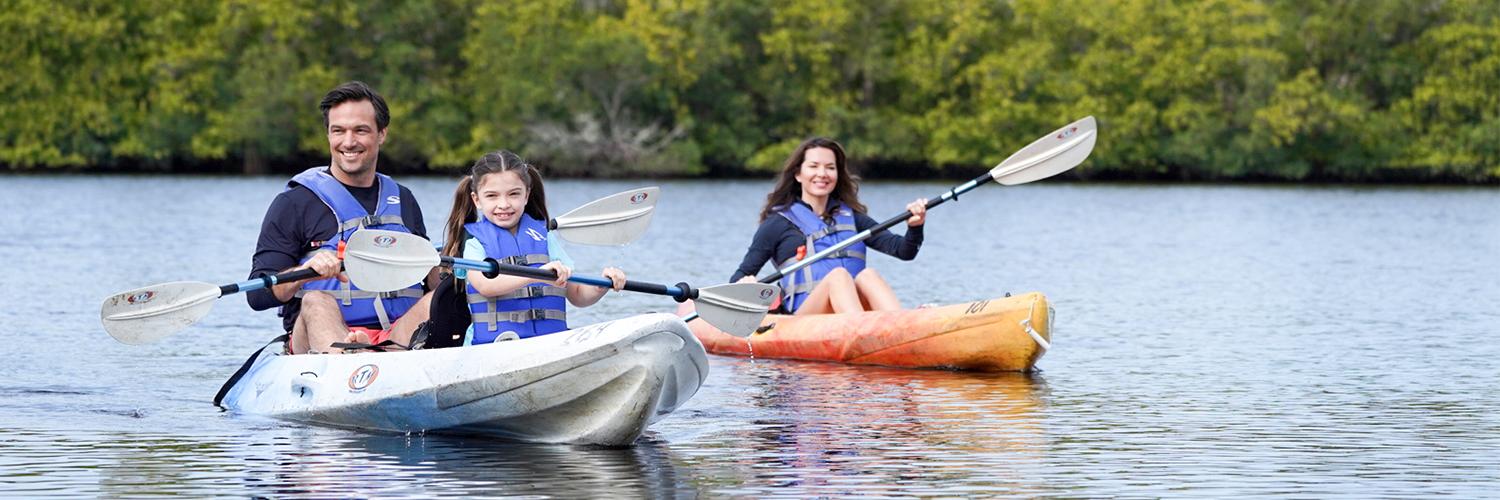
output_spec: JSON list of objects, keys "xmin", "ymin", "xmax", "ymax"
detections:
[{"xmin": 732, "ymin": 138, "xmax": 927, "ymax": 314}]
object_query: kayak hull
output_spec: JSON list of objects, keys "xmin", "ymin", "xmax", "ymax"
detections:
[
  {"xmin": 220, "ymin": 313, "xmax": 708, "ymax": 446},
  {"xmin": 684, "ymin": 292, "xmax": 1051, "ymax": 372}
]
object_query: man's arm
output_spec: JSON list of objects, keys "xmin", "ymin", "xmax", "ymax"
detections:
[{"xmin": 248, "ymin": 190, "xmax": 338, "ymax": 309}]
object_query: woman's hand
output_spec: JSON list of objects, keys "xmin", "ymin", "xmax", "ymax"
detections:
[
  {"xmin": 600, "ymin": 267, "xmax": 627, "ymax": 291},
  {"xmin": 736, "ymin": 275, "xmax": 758, "ymax": 284},
  {"xmin": 540, "ymin": 261, "xmax": 571, "ymax": 287},
  {"xmin": 906, "ymin": 198, "xmax": 928, "ymax": 227}
]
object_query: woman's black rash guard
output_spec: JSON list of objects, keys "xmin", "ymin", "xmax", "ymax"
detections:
[{"xmin": 730, "ymin": 201, "xmax": 923, "ymax": 282}]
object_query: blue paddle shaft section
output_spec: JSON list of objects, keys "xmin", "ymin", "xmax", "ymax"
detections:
[
  {"xmin": 444, "ymin": 257, "xmax": 689, "ymax": 299},
  {"xmin": 220, "ymin": 267, "xmax": 322, "ymax": 296}
]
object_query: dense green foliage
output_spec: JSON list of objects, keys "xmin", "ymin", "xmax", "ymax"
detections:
[{"xmin": 2, "ymin": 0, "xmax": 1497, "ymax": 181}]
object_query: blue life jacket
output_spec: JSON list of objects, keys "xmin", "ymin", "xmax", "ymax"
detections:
[
  {"xmin": 776, "ymin": 201, "xmax": 866, "ymax": 313},
  {"xmin": 465, "ymin": 214, "xmax": 568, "ymax": 344},
  {"xmin": 288, "ymin": 167, "xmax": 423, "ymax": 329}
]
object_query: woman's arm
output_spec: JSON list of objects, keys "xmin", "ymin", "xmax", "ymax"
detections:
[{"xmin": 731, "ymin": 218, "xmax": 797, "ymax": 282}]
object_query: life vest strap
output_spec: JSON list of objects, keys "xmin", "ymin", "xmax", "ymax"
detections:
[
  {"xmin": 804, "ymin": 223, "xmax": 856, "ymax": 241},
  {"xmin": 339, "ymin": 214, "xmax": 405, "ymax": 233},
  {"xmin": 466, "ymin": 286, "xmax": 565, "ymax": 304},
  {"xmin": 293, "ymin": 288, "xmax": 424, "ymax": 300},
  {"xmin": 473, "ymin": 308, "xmax": 567, "ymax": 326}
]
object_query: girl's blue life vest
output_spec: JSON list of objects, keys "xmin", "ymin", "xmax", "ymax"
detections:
[
  {"xmin": 775, "ymin": 201, "xmax": 867, "ymax": 313},
  {"xmin": 287, "ymin": 167, "xmax": 423, "ymax": 329},
  {"xmin": 464, "ymin": 214, "xmax": 568, "ymax": 344}
]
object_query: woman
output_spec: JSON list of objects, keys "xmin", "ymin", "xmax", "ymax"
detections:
[{"xmin": 733, "ymin": 137, "xmax": 927, "ymax": 315}]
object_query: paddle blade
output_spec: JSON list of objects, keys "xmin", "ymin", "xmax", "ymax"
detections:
[
  {"xmin": 990, "ymin": 116, "xmax": 1098, "ymax": 185},
  {"xmin": 101, "ymin": 281, "xmax": 222, "ymax": 345},
  {"xmin": 692, "ymin": 283, "xmax": 779, "ymax": 338},
  {"xmin": 551, "ymin": 187, "xmax": 658, "ymax": 246},
  {"xmin": 344, "ymin": 229, "xmax": 442, "ymax": 292}
]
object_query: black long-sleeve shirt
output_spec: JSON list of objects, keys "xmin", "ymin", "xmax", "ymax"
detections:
[
  {"xmin": 246, "ymin": 170, "xmax": 428, "ymax": 332},
  {"xmin": 730, "ymin": 200, "xmax": 923, "ymax": 282}
]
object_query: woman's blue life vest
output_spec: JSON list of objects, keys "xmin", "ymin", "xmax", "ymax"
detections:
[
  {"xmin": 775, "ymin": 201, "xmax": 867, "ymax": 313},
  {"xmin": 287, "ymin": 167, "xmax": 424, "ymax": 329},
  {"xmin": 464, "ymin": 214, "xmax": 568, "ymax": 344}
]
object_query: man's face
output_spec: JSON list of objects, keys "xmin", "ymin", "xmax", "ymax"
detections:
[{"xmin": 326, "ymin": 100, "xmax": 385, "ymax": 178}]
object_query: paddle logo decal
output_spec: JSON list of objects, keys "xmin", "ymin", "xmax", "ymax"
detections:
[
  {"xmin": 127, "ymin": 291, "xmax": 156, "ymax": 305},
  {"xmin": 630, "ymin": 192, "xmax": 649, "ymax": 204},
  {"xmin": 348, "ymin": 364, "xmax": 380, "ymax": 392},
  {"xmin": 372, "ymin": 235, "xmax": 397, "ymax": 248},
  {"xmin": 1057, "ymin": 127, "xmax": 1077, "ymax": 140},
  {"xmin": 759, "ymin": 288, "xmax": 774, "ymax": 300}
]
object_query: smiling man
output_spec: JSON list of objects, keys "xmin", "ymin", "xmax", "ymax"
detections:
[{"xmin": 247, "ymin": 81, "xmax": 437, "ymax": 354}]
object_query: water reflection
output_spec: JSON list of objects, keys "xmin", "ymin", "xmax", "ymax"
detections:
[
  {"xmin": 3, "ymin": 424, "xmax": 692, "ymax": 498},
  {"xmin": 694, "ymin": 359, "xmax": 1051, "ymax": 496},
  {"xmin": 235, "ymin": 428, "xmax": 692, "ymax": 498}
]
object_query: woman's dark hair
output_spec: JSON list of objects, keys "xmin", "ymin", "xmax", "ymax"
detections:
[
  {"xmin": 441, "ymin": 150, "xmax": 549, "ymax": 257},
  {"xmin": 319, "ymin": 81, "xmax": 390, "ymax": 130},
  {"xmin": 757, "ymin": 137, "xmax": 866, "ymax": 222}
]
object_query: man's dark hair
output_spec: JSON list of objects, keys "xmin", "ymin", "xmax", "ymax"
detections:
[{"xmin": 319, "ymin": 81, "xmax": 390, "ymax": 131}]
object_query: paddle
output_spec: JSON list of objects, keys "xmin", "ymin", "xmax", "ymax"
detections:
[
  {"xmin": 684, "ymin": 116, "xmax": 1099, "ymax": 330},
  {"xmin": 342, "ymin": 229, "xmax": 779, "ymax": 337},
  {"xmin": 100, "ymin": 187, "xmax": 663, "ymax": 345}
]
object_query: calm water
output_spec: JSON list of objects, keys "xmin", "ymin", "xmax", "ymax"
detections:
[{"xmin": 2, "ymin": 174, "xmax": 1497, "ymax": 497}]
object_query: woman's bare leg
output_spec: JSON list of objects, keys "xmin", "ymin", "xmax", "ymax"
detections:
[
  {"xmin": 793, "ymin": 267, "xmax": 862, "ymax": 314},
  {"xmin": 854, "ymin": 268, "xmax": 902, "ymax": 311}
]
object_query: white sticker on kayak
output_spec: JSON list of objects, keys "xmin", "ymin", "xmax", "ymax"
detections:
[{"xmin": 348, "ymin": 364, "xmax": 380, "ymax": 393}]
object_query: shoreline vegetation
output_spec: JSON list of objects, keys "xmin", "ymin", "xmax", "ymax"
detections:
[{"xmin": 4, "ymin": 1, "xmax": 1497, "ymax": 184}]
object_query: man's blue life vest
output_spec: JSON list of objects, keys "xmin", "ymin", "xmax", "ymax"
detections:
[
  {"xmin": 464, "ymin": 214, "xmax": 568, "ymax": 344},
  {"xmin": 776, "ymin": 201, "xmax": 866, "ymax": 313},
  {"xmin": 288, "ymin": 167, "xmax": 423, "ymax": 329}
]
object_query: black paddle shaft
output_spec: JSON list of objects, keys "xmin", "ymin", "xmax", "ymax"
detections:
[
  {"xmin": 219, "ymin": 267, "xmax": 324, "ymax": 296},
  {"xmin": 757, "ymin": 171, "xmax": 996, "ymax": 283},
  {"xmin": 461, "ymin": 257, "xmax": 699, "ymax": 301}
]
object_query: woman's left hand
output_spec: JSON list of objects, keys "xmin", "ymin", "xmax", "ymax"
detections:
[
  {"xmin": 906, "ymin": 198, "xmax": 927, "ymax": 227},
  {"xmin": 600, "ymin": 267, "xmax": 627, "ymax": 291}
]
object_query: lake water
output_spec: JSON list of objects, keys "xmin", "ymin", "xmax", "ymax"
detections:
[{"xmin": 2, "ymin": 174, "xmax": 1497, "ymax": 497}]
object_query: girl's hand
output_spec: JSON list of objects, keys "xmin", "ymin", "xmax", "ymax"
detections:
[
  {"xmin": 540, "ymin": 261, "xmax": 571, "ymax": 287},
  {"xmin": 906, "ymin": 198, "xmax": 928, "ymax": 227},
  {"xmin": 600, "ymin": 267, "xmax": 627, "ymax": 291}
]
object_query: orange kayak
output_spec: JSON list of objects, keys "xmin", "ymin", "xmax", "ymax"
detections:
[{"xmin": 680, "ymin": 292, "xmax": 1051, "ymax": 372}]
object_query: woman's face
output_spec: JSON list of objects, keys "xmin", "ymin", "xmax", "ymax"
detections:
[
  {"xmin": 794, "ymin": 147, "xmax": 838, "ymax": 200},
  {"xmin": 471, "ymin": 170, "xmax": 528, "ymax": 230}
]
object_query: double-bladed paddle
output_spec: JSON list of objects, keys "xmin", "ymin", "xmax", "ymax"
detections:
[
  {"xmin": 684, "ymin": 116, "xmax": 1099, "ymax": 334},
  {"xmin": 342, "ymin": 230, "xmax": 779, "ymax": 337},
  {"xmin": 100, "ymin": 187, "xmax": 662, "ymax": 345}
]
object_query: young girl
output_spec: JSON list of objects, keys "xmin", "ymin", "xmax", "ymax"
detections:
[
  {"xmin": 430, "ymin": 150, "xmax": 626, "ymax": 346},
  {"xmin": 732, "ymin": 137, "xmax": 927, "ymax": 315}
]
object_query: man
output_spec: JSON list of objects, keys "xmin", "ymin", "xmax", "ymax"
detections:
[{"xmin": 247, "ymin": 81, "xmax": 437, "ymax": 354}]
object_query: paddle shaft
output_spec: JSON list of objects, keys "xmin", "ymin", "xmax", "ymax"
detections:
[
  {"xmin": 446, "ymin": 257, "xmax": 697, "ymax": 301},
  {"xmin": 219, "ymin": 267, "xmax": 323, "ymax": 296}
]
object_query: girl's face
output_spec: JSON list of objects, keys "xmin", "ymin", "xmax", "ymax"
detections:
[
  {"xmin": 471, "ymin": 170, "xmax": 528, "ymax": 230},
  {"xmin": 794, "ymin": 147, "xmax": 838, "ymax": 200}
]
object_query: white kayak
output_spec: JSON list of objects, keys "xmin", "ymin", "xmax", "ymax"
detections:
[{"xmin": 218, "ymin": 313, "xmax": 708, "ymax": 446}]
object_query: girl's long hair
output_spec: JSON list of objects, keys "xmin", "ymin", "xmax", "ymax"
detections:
[
  {"xmin": 441, "ymin": 150, "xmax": 549, "ymax": 257},
  {"xmin": 757, "ymin": 137, "xmax": 866, "ymax": 222}
]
